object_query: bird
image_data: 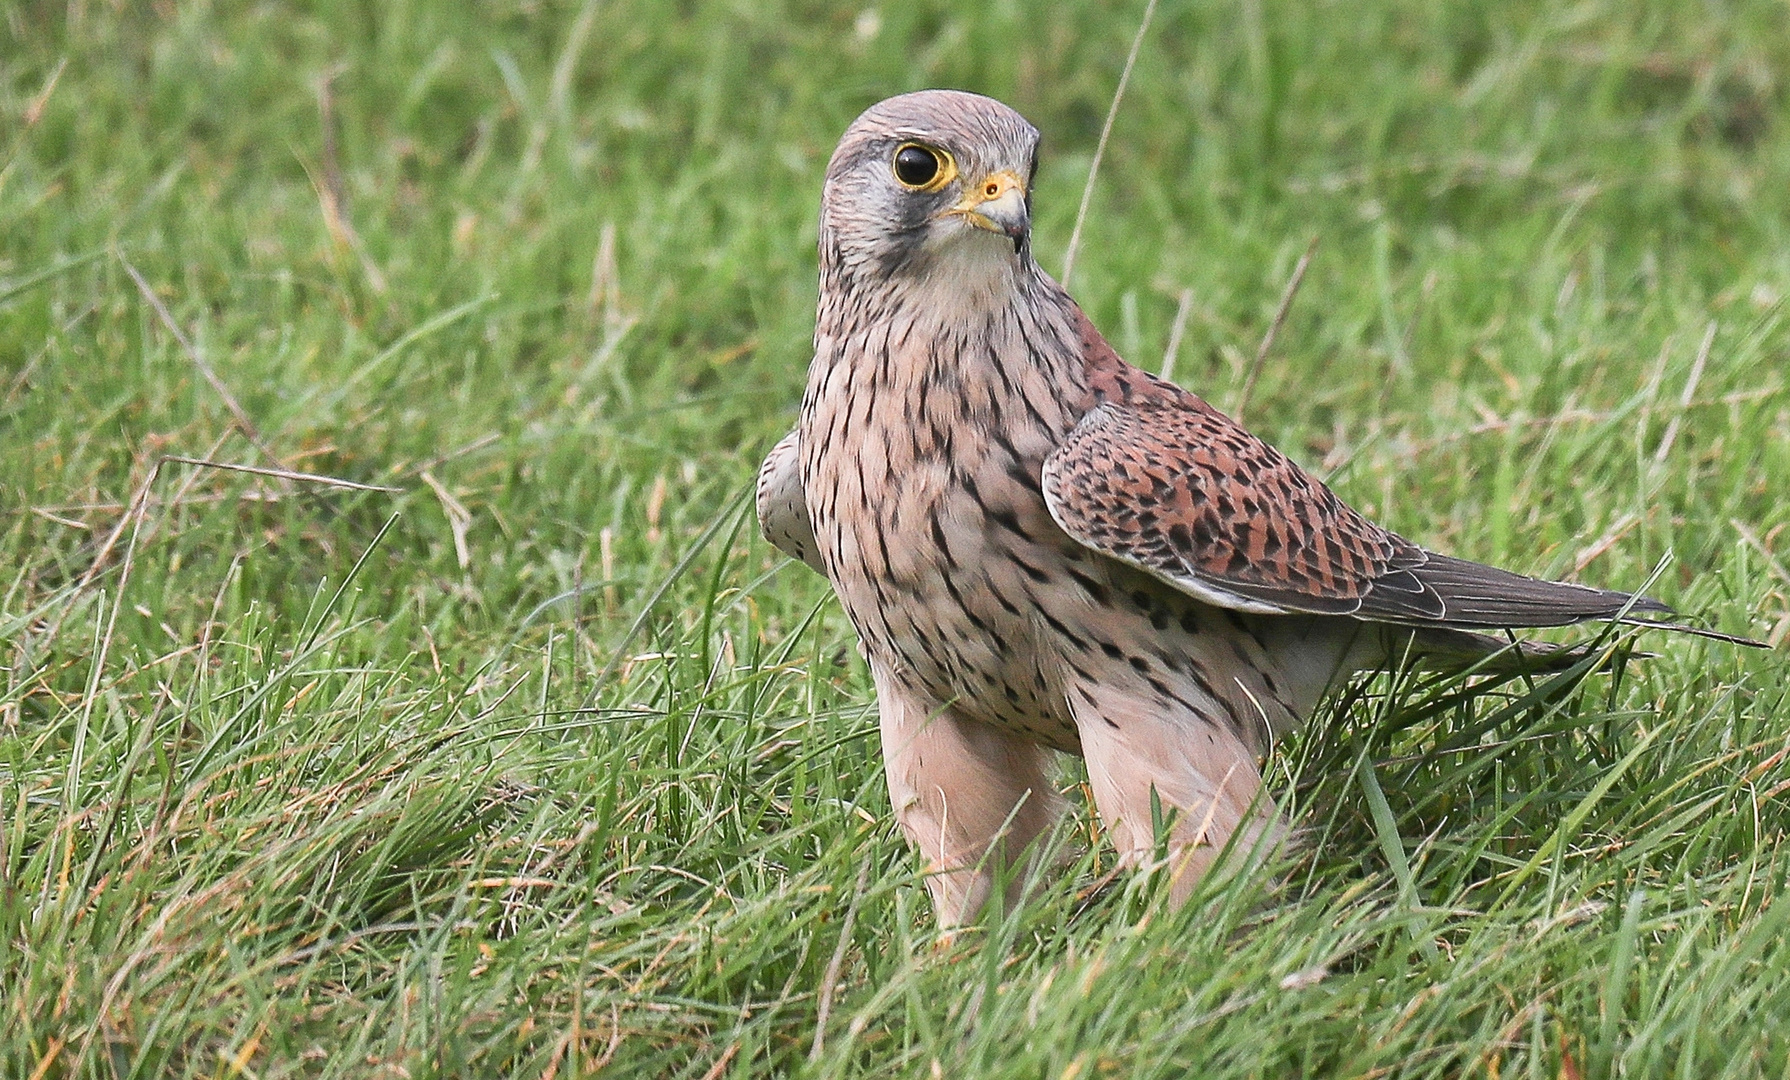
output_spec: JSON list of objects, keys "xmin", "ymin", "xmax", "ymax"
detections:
[{"xmin": 756, "ymin": 89, "xmax": 1762, "ymax": 926}]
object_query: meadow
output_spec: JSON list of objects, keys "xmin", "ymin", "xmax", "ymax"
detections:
[{"xmin": 3, "ymin": 0, "xmax": 1789, "ymax": 1075}]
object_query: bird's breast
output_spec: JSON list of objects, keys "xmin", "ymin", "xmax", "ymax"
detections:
[{"xmin": 799, "ymin": 314, "xmax": 1090, "ymax": 745}]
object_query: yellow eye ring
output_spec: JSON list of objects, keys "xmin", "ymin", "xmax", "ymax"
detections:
[{"xmin": 891, "ymin": 142, "xmax": 957, "ymax": 192}]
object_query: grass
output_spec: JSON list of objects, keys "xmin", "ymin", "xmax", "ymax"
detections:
[{"xmin": 2, "ymin": 0, "xmax": 1788, "ymax": 1075}]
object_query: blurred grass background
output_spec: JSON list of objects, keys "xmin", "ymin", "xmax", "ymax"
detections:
[{"xmin": 2, "ymin": 0, "xmax": 1788, "ymax": 1075}]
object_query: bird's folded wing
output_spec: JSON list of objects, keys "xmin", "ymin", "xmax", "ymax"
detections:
[
  {"xmin": 1040, "ymin": 397, "xmax": 1672, "ymax": 629},
  {"xmin": 756, "ymin": 429, "xmax": 826, "ymax": 574}
]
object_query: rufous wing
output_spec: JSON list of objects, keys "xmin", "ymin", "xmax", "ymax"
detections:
[{"xmin": 1040, "ymin": 389, "xmax": 1672, "ymax": 629}]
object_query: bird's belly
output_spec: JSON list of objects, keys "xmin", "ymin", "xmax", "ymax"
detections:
[
  {"xmin": 816, "ymin": 458, "xmax": 1085, "ymax": 750},
  {"xmin": 823, "ymin": 475, "xmax": 1363, "ymax": 757},
  {"xmin": 886, "ymin": 542, "xmax": 1081, "ymax": 749}
]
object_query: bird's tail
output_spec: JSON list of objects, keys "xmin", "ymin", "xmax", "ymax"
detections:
[{"xmin": 1405, "ymin": 618, "xmax": 1766, "ymax": 676}]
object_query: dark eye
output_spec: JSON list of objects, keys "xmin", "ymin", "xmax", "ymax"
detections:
[{"xmin": 893, "ymin": 144, "xmax": 942, "ymax": 188}]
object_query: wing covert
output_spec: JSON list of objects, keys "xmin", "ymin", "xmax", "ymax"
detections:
[{"xmin": 1041, "ymin": 397, "xmax": 1428, "ymax": 617}]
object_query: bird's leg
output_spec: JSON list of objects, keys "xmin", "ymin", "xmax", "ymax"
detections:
[
  {"xmin": 1067, "ymin": 680, "xmax": 1282, "ymax": 906},
  {"xmin": 869, "ymin": 659, "xmax": 1067, "ymax": 927}
]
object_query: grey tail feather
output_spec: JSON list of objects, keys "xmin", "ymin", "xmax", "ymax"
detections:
[
  {"xmin": 1408, "ymin": 620, "xmax": 1766, "ymax": 667},
  {"xmin": 1404, "ymin": 627, "xmax": 1637, "ymax": 673},
  {"xmin": 1614, "ymin": 617, "xmax": 1769, "ymax": 648}
]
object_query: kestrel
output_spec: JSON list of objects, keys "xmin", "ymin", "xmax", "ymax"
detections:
[{"xmin": 758, "ymin": 90, "xmax": 1756, "ymax": 925}]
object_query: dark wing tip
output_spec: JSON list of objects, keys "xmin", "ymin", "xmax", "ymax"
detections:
[
  {"xmin": 1366, "ymin": 551, "xmax": 1676, "ymax": 629},
  {"xmin": 1372, "ymin": 552, "xmax": 1767, "ymax": 646}
]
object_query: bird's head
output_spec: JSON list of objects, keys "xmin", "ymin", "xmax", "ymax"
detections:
[{"xmin": 819, "ymin": 90, "xmax": 1039, "ymax": 281}]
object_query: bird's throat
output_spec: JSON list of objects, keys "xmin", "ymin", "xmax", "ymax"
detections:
[{"xmin": 809, "ymin": 255, "xmax": 1086, "ymax": 446}]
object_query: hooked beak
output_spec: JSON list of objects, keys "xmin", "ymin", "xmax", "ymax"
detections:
[{"xmin": 946, "ymin": 170, "xmax": 1029, "ymax": 239}]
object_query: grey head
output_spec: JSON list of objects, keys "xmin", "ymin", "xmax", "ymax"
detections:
[{"xmin": 819, "ymin": 90, "xmax": 1041, "ymax": 280}]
